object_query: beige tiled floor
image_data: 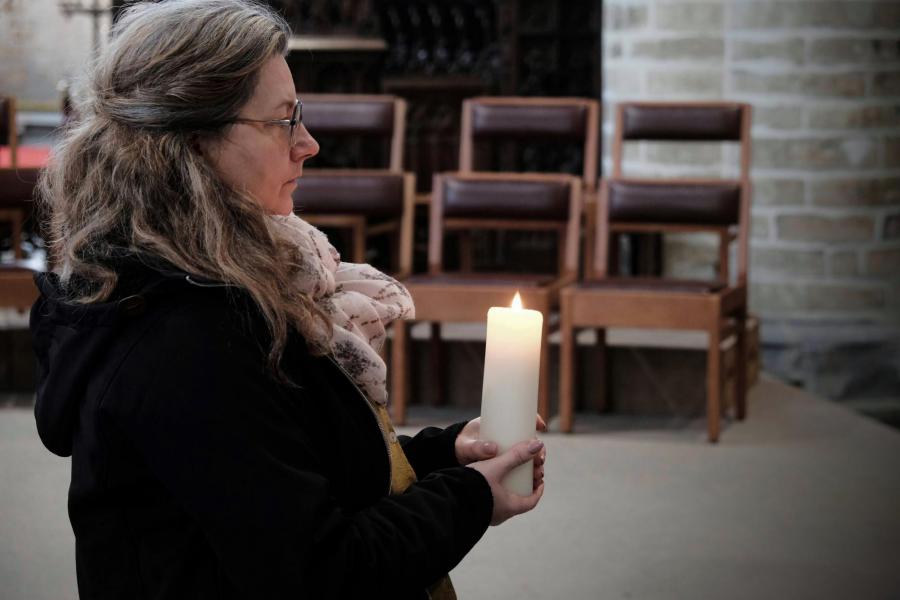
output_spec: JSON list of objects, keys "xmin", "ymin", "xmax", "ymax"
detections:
[{"xmin": 2, "ymin": 376, "xmax": 900, "ymax": 599}]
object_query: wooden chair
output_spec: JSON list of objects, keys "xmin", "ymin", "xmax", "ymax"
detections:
[
  {"xmin": 459, "ymin": 96, "xmax": 599, "ymax": 190},
  {"xmin": 0, "ymin": 167, "xmax": 41, "ymax": 261},
  {"xmin": 302, "ymin": 93, "xmax": 406, "ymax": 172},
  {"xmin": 559, "ymin": 102, "xmax": 752, "ymax": 443},
  {"xmin": 294, "ymin": 94, "xmax": 408, "ymax": 268},
  {"xmin": 458, "ymin": 96, "xmax": 600, "ymax": 273},
  {"xmin": 293, "ymin": 170, "xmax": 415, "ymax": 276},
  {"xmin": 0, "ymin": 168, "xmax": 41, "ymax": 311},
  {"xmin": 390, "ymin": 172, "xmax": 582, "ymax": 425},
  {"xmin": 0, "ymin": 97, "xmax": 17, "ymax": 168}
]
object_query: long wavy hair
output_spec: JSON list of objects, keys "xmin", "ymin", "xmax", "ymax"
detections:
[{"xmin": 37, "ymin": 0, "xmax": 331, "ymax": 374}]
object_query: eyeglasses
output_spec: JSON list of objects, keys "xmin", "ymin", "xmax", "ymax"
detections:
[{"xmin": 227, "ymin": 98, "xmax": 302, "ymax": 148}]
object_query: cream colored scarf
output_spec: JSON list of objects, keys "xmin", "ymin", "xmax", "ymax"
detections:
[{"xmin": 268, "ymin": 213, "xmax": 414, "ymax": 405}]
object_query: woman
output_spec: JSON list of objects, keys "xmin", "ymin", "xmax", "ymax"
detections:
[{"xmin": 30, "ymin": 1, "xmax": 546, "ymax": 598}]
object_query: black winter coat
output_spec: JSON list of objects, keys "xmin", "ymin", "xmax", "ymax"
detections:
[{"xmin": 31, "ymin": 261, "xmax": 493, "ymax": 599}]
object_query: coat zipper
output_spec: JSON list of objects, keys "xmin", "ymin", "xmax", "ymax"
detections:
[{"xmin": 326, "ymin": 354, "xmax": 393, "ymax": 495}]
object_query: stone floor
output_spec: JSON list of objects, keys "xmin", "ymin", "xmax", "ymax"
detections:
[{"xmin": 2, "ymin": 375, "xmax": 899, "ymax": 599}]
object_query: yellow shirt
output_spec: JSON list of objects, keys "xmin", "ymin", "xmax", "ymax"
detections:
[{"xmin": 374, "ymin": 404, "xmax": 457, "ymax": 600}]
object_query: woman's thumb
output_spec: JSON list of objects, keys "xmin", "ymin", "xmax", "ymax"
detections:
[
  {"xmin": 476, "ymin": 440, "xmax": 499, "ymax": 458},
  {"xmin": 498, "ymin": 439, "xmax": 544, "ymax": 472}
]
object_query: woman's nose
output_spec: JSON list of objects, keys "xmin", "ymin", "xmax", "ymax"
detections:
[{"xmin": 291, "ymin": 123, "xmax": 319, "ymax": 162}]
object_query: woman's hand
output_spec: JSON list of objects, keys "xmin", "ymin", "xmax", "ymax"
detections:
[
  {"xmin": 467, "ymin": 439, "xmax": 546, "ymax": 526},
  {"xmin": 455, "ymin": 415, "xmax": 547, "ymax": 501},
  {"xmin": 455, "ymin": 415, "xmax": 547, "ymax": 464}
]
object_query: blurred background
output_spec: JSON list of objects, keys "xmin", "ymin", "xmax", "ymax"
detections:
[
  {"xmin": 1, "ymin": 2, "xmax": 899, "ymax": 600},
  {"xmin": 2, "ymin": 0, "xmax": 897, "ymax": 424}
]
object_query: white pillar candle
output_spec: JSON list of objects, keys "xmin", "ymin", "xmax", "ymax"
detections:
[{"xmin": 480, "ymin": 292, "xmax": 543, "ymax": 496}]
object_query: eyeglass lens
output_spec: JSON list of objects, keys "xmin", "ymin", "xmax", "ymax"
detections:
[{"xmin": 290, "ymin": 100, "xmax": 302, "ymax": 147}]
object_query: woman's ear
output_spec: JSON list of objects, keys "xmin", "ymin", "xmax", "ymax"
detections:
[{"xmin": 192, "ymin": 133, "xmax": 210, "ymax": 158}]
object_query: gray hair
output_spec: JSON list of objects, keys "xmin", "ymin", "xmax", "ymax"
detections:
[{"xmin": 39, "ymin": 0, "xmax": 332, "ymax": 375}]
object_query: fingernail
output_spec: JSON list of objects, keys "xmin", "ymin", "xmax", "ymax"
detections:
[
  {"xmin": 482, "ymin": 441, "xmax": 497, "ymax": 453},
  {"xmin": 528, "ymin": 440, "xmax": 544, "ymax": 454}
]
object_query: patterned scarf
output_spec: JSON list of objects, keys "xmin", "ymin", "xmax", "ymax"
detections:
[{"xmin": 268, "ymin": 213, "xmax": 414, "ymax": 405}]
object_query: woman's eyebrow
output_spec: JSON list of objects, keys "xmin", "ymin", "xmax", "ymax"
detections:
[{"xmin": 274, "ymin": 98, "xmax": 296, "ymax": 113}]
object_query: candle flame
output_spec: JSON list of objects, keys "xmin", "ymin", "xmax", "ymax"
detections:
[{"xmin": 511, "ymin": 292, "xmax": 523, "ymax": 310}]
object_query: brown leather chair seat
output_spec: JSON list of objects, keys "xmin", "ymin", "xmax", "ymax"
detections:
[
  {"xmin": 442, "ymin": 177, "xmax": 571, "ymax": 221},
  {"xmin": 578, "ymin": 277, "xmax": 726, "ymax": 293},
  {"xmin": 607, "ymin": 180, "xmax": 740, "ymax": 226},
  {"xmin": 405, "ymin": 272, "xmax": 558, "ymax": 288}
]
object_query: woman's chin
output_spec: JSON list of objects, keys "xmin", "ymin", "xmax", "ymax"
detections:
[
  {"xmin": 273, "ymin": 201, "xmax": 294, "ymax": 216},
  {"xmin": 274, "ymin": 183, "xmax": 297, "ymax": 215}
]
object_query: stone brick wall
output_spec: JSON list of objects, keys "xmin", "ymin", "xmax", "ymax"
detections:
[
  {"xmin": 603, "ymin": 0, "xmax": 900, "ymax": 407},
  {"xmin": 0, "ymin": 0, "xmax": 102, "ymax": 110}
]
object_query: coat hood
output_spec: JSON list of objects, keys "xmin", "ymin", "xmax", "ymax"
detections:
[{"xmin": 30, "ymin": 263, "xmax": 197, "ymax": 457}]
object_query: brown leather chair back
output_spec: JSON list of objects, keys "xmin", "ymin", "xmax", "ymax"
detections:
[
  {"xmin": 612, "ymin": 101, "xmax": 752, "ymax": 178},
  {"xmin": 620, "ymin": 104, "xmax": 743, "ymax": 141},
  {"xmin": 0, "ymin": 97, "xmax": 17, "ymax": 167},
  {"xmin": 301, "ymin": 94, "xmax": 406, "ymax": 172},
  {"xmin": 429, "ymin": 172, "xmax": 581, "ymax": 277},
  {"xmin": 294, "ymin": 171, "xmax": 404, "ymax": 219},
  {"xmin": 459, "ymin": 97, "xmax": 599, "ymax": 191}
]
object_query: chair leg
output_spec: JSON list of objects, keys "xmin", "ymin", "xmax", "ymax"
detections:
[
  {"xmin": 583, "ymin": 207, "xmax": 595, "ymax": 278},
  {"xmin": 538, "ymin": 316, "xmax": 550, "ymax": 425},
  {"xmin": 388, "ymin": 231, "xmax": 400, "ymax": 274},
  {"xmin": 459, "ymin": 232, "xmax": 474, "ymax": 273},
  {"xmin": 559, "ymin": 307, "xmax": 575, "ymax": 433},
  {"xmin": 609, "ymin": 233, "xmax": 620, "ymax": 275},
  {"xmin": 706, "ymin": 326, "xmax": 722, "ymax": 443},
  {"xmin": 352, "ymin": 224, "xmax": 366, "ymax": 264},
  {"xmin": 736, "ymin": 312, "xmax": 748, "ymax": 421},
  {"xmin": 595, "ymin": 329, "xmax": 608, "ymax": 413},
  {"xmin": 390, "ymin": 321, "xmax": 409, "ymax": 425},
  {"xmin": 12, "ymin": 211, "xmax": 23, "ymax": 260},
  {"xmin": 430, "ymin": 322, "xmax": 446, "ymax": 406}
]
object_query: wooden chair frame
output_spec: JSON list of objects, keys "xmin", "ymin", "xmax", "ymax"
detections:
[
  {"xmin": 295, "ymin": 170, "xmax": 415, "ymax": 278},
  {"xmin": 391, "ymin": 171, "xmax": 582, "ymax": 425},
  {"xmin": 559, "ymin": 101, "xmax": 753, "ymax": 442},
  {"xmin": 607, "ymin": 101, "xmax": 752, "ymax": 277},
  {"xmin": 298, "ymin": 95, "xmax": 408, "ymax": 269},
  {"xmin": 1, "ymin": 97, "xmax": 17, "ymax": 168},
  {"xmin": 0, "ymin": 208, "xmax": 23, "ymax": 260},
  {"xmin": 459, "ymin": 96, "xmax": 600, "ymax": 191},
  {"xmin": 0, "ymin": 166, "xmax": 40, "ymax": 263},
  {"xmin": 559, "ymin": 177, "xmax": 750, "ymax": 442},
  {"xmin": 0, "ymin": 164, "xmax": 37, "ymax": 311},
  {"xmin": 612, "ymin": 101, "xmax": 752, "ymax": 180},
  {"xmin": 458, "ymin": 96, "xmax": 601, "ymax": 276},
  {"xmin": 301, "ymin": 93, "xmax": 406, "ymax": 172},
  {"xmin": 0, "ymin": 267, "xmax": 38, "ymax": 311}
]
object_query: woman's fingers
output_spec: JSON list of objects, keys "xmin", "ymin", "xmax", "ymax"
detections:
[
  {"xmin": 516, "ymin": 482, "xmax": 544, "ymax": 511},
  {"xmin": 475, "ymin": 440, "xmax": 498, "ymax": 458},
  {"xmin": 458, "ymin": 439, "xmax": 498, "ymax": 465},
  {"xmin": 536, "ymin": 414, "xmax": 548, "ymax": 432}
]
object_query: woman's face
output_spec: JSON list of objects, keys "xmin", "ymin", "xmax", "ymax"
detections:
[{"xmin": 201, "ymin": 55, "xmax": 318, "ymax": 215}]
